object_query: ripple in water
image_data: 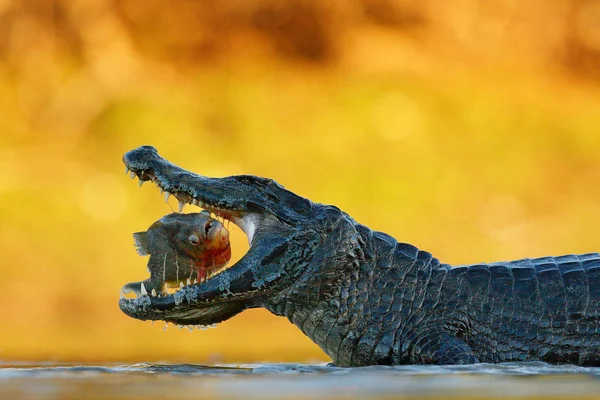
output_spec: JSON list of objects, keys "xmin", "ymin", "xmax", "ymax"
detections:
[{"xmin": 1, "ymin": 362, "xmax": 600, "ymax": 399}]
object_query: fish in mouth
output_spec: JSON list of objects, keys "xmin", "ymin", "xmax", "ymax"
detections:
[
  {"xmin": 119, "ymin": 145, "xmax": 318, "ymax": 327},
  {"xmin": 121, "ymin": 211, "xmax": 231, "ymax": 298}
]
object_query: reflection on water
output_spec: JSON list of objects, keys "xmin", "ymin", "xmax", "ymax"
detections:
[{"xmin": 1, "ymin": 362, "xmax": 600, "ymax": 399}]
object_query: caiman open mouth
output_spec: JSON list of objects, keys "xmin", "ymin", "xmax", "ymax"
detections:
[{"xmin": 118, "ymin": 146, "xmax": 294, "ymax": 327}]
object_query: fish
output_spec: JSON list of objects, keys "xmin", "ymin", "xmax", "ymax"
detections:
[{"xmin": 121, "ymin": 211, "xmax": 231, "ymax": 297}]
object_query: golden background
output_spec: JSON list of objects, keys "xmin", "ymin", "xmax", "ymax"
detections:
[{"xmin": 1, "ymin": 0, "xmax": 600, "ymax": 363}]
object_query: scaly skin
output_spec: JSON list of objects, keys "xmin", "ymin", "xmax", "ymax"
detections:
[{"xmin": 119, "ymin": 146, "xmax": 600, "ymax": 366}]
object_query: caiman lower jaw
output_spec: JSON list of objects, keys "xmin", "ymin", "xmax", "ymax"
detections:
[
  {"xmin": 118, "ymin": 247, "xmax": 258, "ymax": 324},
  {"xmin": 119, "ymin": 294, "xmax": 245, "ymax": 327},
  {"xmin": 119, "ymin": 237, "xmax": 256, "ymax": 324}
]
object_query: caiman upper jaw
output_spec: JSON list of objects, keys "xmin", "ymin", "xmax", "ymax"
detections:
[
  {"xmin": 123, "ymin": 145, "xmax": 314, "ymax": 226},
  {"xmin": 123, "ymin": 146, "xmax": 243, "ymax": 217}
]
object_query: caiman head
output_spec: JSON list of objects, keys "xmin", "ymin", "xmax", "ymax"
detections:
[{"xmin": 119, "ymin": 145, "xmax": 332, "ymax": 326}]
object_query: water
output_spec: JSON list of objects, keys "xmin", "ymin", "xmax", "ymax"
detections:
[{"xmin": 2, "ymin": 362, "xmax": 600, "ymax": 399}]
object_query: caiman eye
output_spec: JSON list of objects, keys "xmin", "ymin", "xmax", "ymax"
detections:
[{"xmin": 189, "ymin": 234, "xmax": 200, "ymax": 246}]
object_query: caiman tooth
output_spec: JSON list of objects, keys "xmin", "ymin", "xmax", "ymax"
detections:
[
  {"xmin": 129, "ymin": 171, "xmax": 136, "ymax": 179},
  {"xmin": 178, "ymin": 199, "xmax": 185, "ymax": 213},
  {"xmin": 193, "ymin": 278, "xmax": 198, "ymax": 284},
  {"xmin": 138, "ymin": 179, "xmax": 144, "ymax": 187},
  {"xmin": 164, "ymin": 191, "xmax": 171, "ymax": 203},
  {"xmin": 125, "ymin": 166, "xmax": 130, "ymax": 175},
  {"xmin": 186, "ymin": 278, "xmax": 192, "ymax": 286},
  {"xmin": 120, "ymin": 290, "xmax": 125, "ymax": 299},
  {"xmin": 179, "ymin": 281, "xmax": 184, "ymax": 289},
  {"xmin": 140, "ymin": 283, "xmax": 148, "ymax": 296},
  {"xmin": 192, "ymin": 198, "xmax": 199, "ymax": 206},
  {"xmin": 151, "ymin": 288, "xmax": 157, "ymax": 297}
]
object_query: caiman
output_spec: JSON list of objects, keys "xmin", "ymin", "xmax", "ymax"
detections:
[{"xmin": 119, "ymin": 145, "xmax": 600, "ymax": 366}]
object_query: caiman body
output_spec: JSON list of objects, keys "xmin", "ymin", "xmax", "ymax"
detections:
[{"xmin": 120, "ymin": 146, "xmax": 600, "ymax": 366}]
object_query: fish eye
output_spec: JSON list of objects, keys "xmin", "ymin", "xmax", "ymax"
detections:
[{"xmin": 189, "ymin": 234, "xmax": 200, "ymax": 246}]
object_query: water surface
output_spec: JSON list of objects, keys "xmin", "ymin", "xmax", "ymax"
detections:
[{"xmin": 1, "ymin": 362, "xmax": 600, "ymax": 399}]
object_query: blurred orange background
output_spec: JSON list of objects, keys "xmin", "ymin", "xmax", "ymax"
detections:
[{"xmin": 1, "ymin": 0, "xmax": 600, "ymax": 363}]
